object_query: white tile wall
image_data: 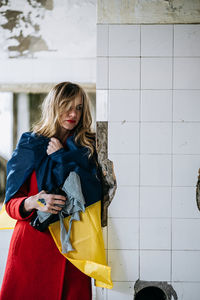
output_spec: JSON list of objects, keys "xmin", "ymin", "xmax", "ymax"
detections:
[
  {"xmin": 97, "ymin": 23, "xmax": 200, "ymax": 299},
  {"xmin": 173, "ymin": 155, "xmax": 200, "ymax": 186},
  {"xmin": 108, "ymin": 154, "xmax": 139, "ymax": 186},
  {"xmin": 109, "ymin": 58, "xmax": 140, "ymax": 89},
  {"xmin": 140, "ymin": 250, "xmax": 171, "ymax": 281},
  {"xmin": 108, "ymin": 122, "xmax": 139, "ymax": 154},
  {"xmin": 96, "ymin": 90, "xmax": 108, "ymax": 121},
  {"xmin": 141, "ymin": 123, "xmax": 171, "ymax": 154},
  {"xmin": 173, "ymin": 123, "xmax": 200, "ymax": 154},
  {"xmin": 173, "ymin": 90, "xmax": 200, "ymax": 122},
  {"xmin": 97, "ymin": 24, "xmax": 108, "ymax": 57},
  {"xmin": 172, "ymin": 251, "xmax": 200, "ymax": 281},
  {"xmin": 172, "ymin": 219, "xmax": 200, "ymax": 250},
  {"xmin": 174, "ymin": 58, "xmax": 200, "ymax": 89},
  {"xmin": 107, "ymin": 282, "xmax": 135, "ymax": 300},
  {"xmin": 109, "ymin": 90, "xmax": 140, "ymax": 122},
  {"xmin": 108, "ymin": 250, "xmax": 139, "ymax": 281},
  {"xmin": 173, "ymin": 282, "xmax": 200, "ymax": 300},
  {"xmin": 108, "ymin": 186, "xmax": 139, "ymax": 218},
  {"xmin": 97, "ymin": 57, "xmax": 108, "ymax": 89},
  {"xmin": 0, "ymin": 230, "xmax": 13, "ymax": 287},
  {"xmin": 141, "ymin": 25, "xmax": 173, "ymax": 56},
  {"xmin": 108, "ymin": 218, "xmax": 139, "ymax": 249},
  {"xmin": 140, "ymin": 187, "xmax": 171, "ymax": 218},
  {"xmin": 140, "ymin": 219, "xmax": 171, "ymax": 250},
  {"xmin": 141, "ymin": 90, "xmax": 172, "ymax": 122},
  {"xmin": 174, "ymin": 25, "xmax": 200, "ymax": 57},
  {"xmin": 140, "ymin": 155, "xmax": 171, "ymax": 186},
  {"xmin": 109, "ymin": 25, "xmax": 140, "ymax": 57},
  {"xmin": 172, "ymin": 187, "xmax": 199, "ymax": 218},
  {"xmin": 141, "ymin": 58, "xmax": 172, "ymax": 89}
]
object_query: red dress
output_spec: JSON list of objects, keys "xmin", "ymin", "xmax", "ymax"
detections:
[{"xmin": 0, "ymin": 171, "xmax": 92, "ymax": 300}]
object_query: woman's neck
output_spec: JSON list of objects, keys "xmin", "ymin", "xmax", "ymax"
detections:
[{"xmin": 57, "ymin": 128, "xmax": 70, "ymax": 144}]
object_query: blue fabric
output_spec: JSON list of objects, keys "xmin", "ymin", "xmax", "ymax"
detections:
[
  {"xmin": 36, "ymin": 171, "xmax": 86, "ymax": 254},
  {"xmin": 5, "ymin": 132, "xmax": 102, "ymax": 208}
]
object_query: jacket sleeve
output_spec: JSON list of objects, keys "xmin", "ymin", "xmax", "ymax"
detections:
[{"xmin": 5, "ymin": 177, "xmax": 35, "ymax": 221}]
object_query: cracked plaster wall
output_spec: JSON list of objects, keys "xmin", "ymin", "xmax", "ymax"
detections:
[
  {"xmin": 98, "ymin": 0, "xmax": 200, "ymax": 24},
  {"xmin": 0, "ymin": 0, "xmax": 96, "ymax": 86}
]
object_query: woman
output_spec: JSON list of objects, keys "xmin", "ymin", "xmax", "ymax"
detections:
[{"xmin": 0, "ymin": 82, "xmax": 112, "ymax": 300}]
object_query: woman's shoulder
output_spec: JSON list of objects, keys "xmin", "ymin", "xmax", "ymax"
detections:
[{"xmin": 18, "ymin": 131, "xmax": 49, "ymax": 149}]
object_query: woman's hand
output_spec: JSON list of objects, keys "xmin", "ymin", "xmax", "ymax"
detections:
[
  {"xmin": 24, "ymin": 190, "xmax": 66, "ymax": 214},
  {"xmin": 47, "ymin": 137, "xmax": 63, "ymax": 155}
]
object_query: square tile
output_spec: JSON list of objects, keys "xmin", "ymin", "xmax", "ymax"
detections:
[
  {"xmin": 97, "ymin": 57, "xmax": 108, "ymax": 89},
  {"xmin": 174, "ymin": 25, "xmax": 200, "ymax": 57},
  {"xmin": 173, "ymin": 282, "xmax": 200, "ymax": 300},
  {"xmin": 140, "ymin": 155, "xmax": 171, "ymax": 186},
  {"xmin": 141, "ymin": 25, "xmax": 173, "ymax": 56},
  {"xmin": 172, "ymin": 187, "xmax": 199, "ymax": 218},
  {"xmin": 0, "ymin": 230, "xmax": 13, "ymax": 249},
  {"xmin": 141, "ymin": 90, "xmax": 172, "ymax": 122},
  {"xmin": 97, "ymin": 24, "xmax": 109, "ymax": 57},
  {"xmin": 107, "ymin": 282, "xmax": 135, "ymax": 300},
  {"xmin": 0, "ymin": 248, "xmax": 10, "ymax": 287},
  {"xmin": 140, "ymin": 250, "xmax": 171, "ymax": 281},
  {"xmin": 109, "ymin": 186, "xmax": 139, "ymax": 218},
  {"xmin": 172, "ymin": 251, "xmax": 200, "ymax": 281},
  {"xmin": 140, "ymin": 187, "xmax": 171, "ymax": 218},
  {"xmin": 173, "ymin": 155, "xmax": 200, "ymax": 186},
  {"xmin": 173, "ymin": 90, "xmax": 200, "ymax": 122},
  {"xmin": 173, "ymin": 123, "xmax": 200, "ymax": 154},
  {"xmin": 109, "ymin": 90, "xmax": 140, "ymax": 122},
  {"xmin": 109, "ymin": 58, "xmax": 140, "ymax": 89},
  {"xmin": 109, "ymin": 154, "xmax": 139, "ymax": 186},
  {"xmin": 108, "ymin": 250, "xmax": 139, "ymax": 281},
  {"xmin": 102, "ymin": 226, "xmax": 108, "ymax": 250},
  {"xmin": 174, "ymin": 58, "xmax": 200, "ymax": 89},
  {"xmin": 141, "ymin": 58, "xmax": 172, "ymax": 89},
  {"xmin": 141, "ymin": 123, "xmax": 171, "ymax": 154},
  {"xmin": 172, "ymin": 219, "xmax": 200, "ymax": 250},
  {"xmin": 109, "ymin": 25, "xmax": 140, "ymax": 56},
  {"xmin": 108, "ymin": 122, "xmax": 139, "ymax": 154},
  {"xmin": 140, "ymin": 219, "xmax": 171, "ymax": 250},
  {"xmin": 96, "ymin": 285, "xmax": 107, "ymax": 300},
  {"xmin": 96, "ymin": 90, "xmax": 108, "ymax": 121},
  {"xmin": 108, "ymin": 218, "xmax": 139, "ymax": 250}
]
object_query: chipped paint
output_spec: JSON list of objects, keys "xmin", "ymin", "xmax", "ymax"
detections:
[
  {"xmin": 98, "ymin": 0, "xmax": 200, "ymax": 24},
  {"xmin": 0, "ymin": 0, "xmax": 96, "ymax": 58}
]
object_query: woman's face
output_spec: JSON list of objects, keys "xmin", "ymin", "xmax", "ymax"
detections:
[{"xmin": 59, "ymin": 96, "xmax": 83, "ymax": 131}]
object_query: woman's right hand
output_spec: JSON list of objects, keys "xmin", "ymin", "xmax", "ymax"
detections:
[{"xmin": 23, "ymin": 190, "xmax": 67, "ymax": 214}]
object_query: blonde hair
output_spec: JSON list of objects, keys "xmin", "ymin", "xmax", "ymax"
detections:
[{"xmin": 33, "ymin": 82, "xmax": 95, "ymax": 156}]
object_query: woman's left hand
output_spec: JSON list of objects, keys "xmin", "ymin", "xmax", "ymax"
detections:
[{"xmin": 47, "ymin": 137, "xmax": 63, "ymax": 155}]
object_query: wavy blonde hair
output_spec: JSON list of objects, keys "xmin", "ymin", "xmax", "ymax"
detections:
[{"xmin": 33, "ymin": 82, "xmax": 95, "ymax": 156}]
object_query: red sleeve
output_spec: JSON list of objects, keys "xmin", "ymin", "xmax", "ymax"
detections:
[{"xmin": 5, "ymin": 176, "xmax": 36, "ymax": 221}]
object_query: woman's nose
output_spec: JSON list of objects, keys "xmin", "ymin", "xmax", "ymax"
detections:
[{"xmin": 69, "ymin": 109, "xmax": 77, "ymax": 118}]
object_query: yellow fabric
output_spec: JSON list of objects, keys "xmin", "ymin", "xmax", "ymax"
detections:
[
  {"xmin": 0, "ymin": 205, "xmax": 16, "ymax": 229},
  {"xmin": 49, "ymin": 201, "xmax": 113, "ymax": 289},
  {"xmin": 0, "ymin": 201, "xmax": 113, "ymax": 289}
]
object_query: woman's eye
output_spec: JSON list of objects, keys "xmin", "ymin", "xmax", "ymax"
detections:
[{"xmin": 76, "ymin": 105, "xmax": 82, "ymax": 111}]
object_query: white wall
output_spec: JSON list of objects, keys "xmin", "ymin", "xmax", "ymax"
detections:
[
  {"xmin": 0, "ymin": 0, "xmax": 96, "ymax": 85},
  {"xmin": 96, "ymin": 24, "xmax": 200, "ymax": 300}
]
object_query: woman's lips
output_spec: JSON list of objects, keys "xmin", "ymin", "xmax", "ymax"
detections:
[{"xmin": 67, "ymin": 120, "xmax": 76, "ymax": 123}]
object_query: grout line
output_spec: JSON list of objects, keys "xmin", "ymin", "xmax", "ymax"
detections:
[
  {"xmin": 97, "ymin": 23, "xmax": 200, "ymax": 25},
  {"xmin": 170, "ymin": 23, "xmax": 175, "ymax": 284},
  {"xmin": 96, "ymin": 88, "xmax": 200, "ymax": 91},
  {"xmin": 138, "ymin": 24, "xmax": 142, "ymax": 279},
  {"xmin": 97, "ymin": 55, "xmax": 200, "ymax": 58}
]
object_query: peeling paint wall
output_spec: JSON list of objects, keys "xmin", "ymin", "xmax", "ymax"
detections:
[
  {"xmin": 98, "ymin": 0, "xmax": 200, "ymax": 24},
  {"xmin": 0, "ymin": 0, "xmax": 96, "ymax": 59}
]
